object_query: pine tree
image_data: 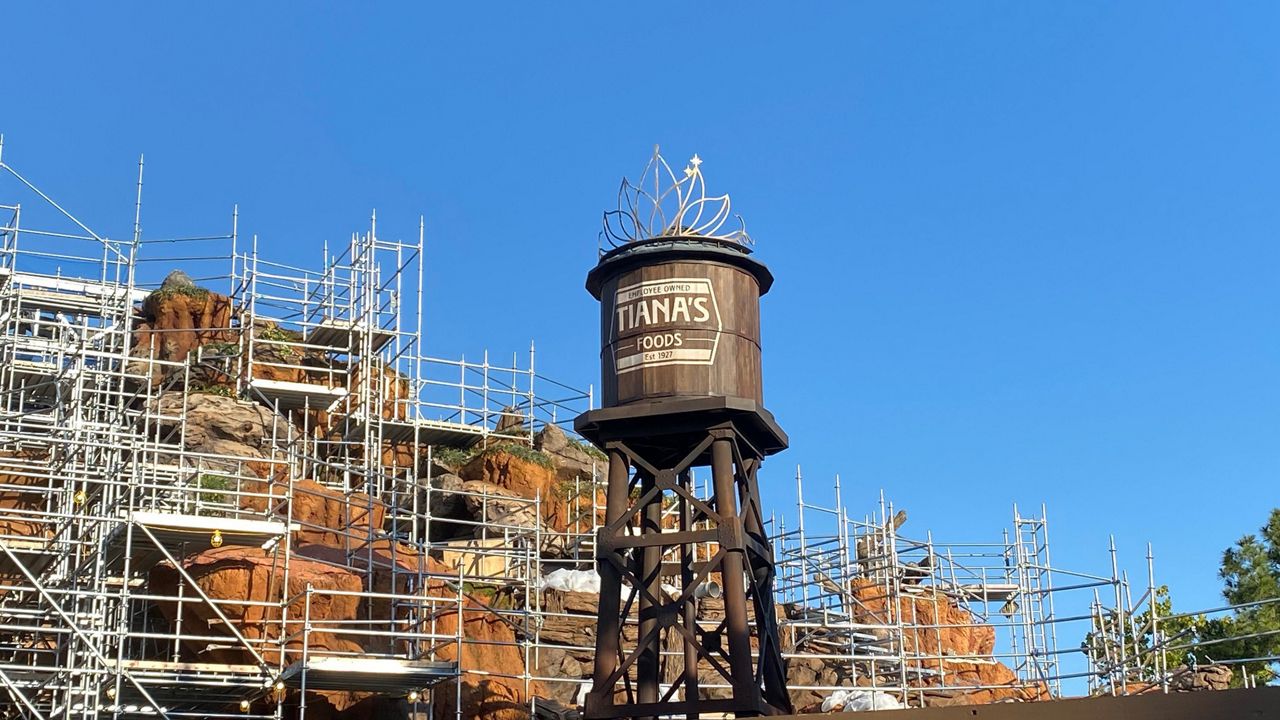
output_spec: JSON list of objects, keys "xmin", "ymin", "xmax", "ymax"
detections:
[
  {"xmin": 1200, "ymin": 508, "xmax": 1280, "ymax": 685},
  {"xmin": 1081, "ymin": 510, "xmax": 1280, "ymax": 689}
]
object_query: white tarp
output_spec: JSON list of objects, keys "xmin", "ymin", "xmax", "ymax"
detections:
[
  {"xmin": 540, "ymin": 568, "xmax": 602, "ymax": 593},
  {"xmin": 820, "ymin": 689, "xmax": 903, "ymax": 712},
  {"xmin": 539, "ymin": 569, "xmax": 684, "ymax": 599}
]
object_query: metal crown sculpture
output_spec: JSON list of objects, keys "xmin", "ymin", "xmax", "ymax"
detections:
[{"xmin": 602, "ymin": 146, "xmax": 752, "ymax": 249}]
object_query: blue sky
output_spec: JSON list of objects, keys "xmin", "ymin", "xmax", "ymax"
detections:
[{"xmin": 4, "ymin": 3, "xmax": 1277, "ymax": 618}]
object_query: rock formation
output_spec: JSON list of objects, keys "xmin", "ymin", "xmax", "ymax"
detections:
[
  {"xmin": 150, "ymin": 391, "xmax": 289, "ymax": 462},
  {"xmin": 134, "ymin": 271, "xmax": 236, "ymax": 366},
  {"xmin": 3, "ymin": 274, "xmax": 1228, "ymax": 719},
  {"xmin": 128, "ymin": 283, "xmax": 1060, "ymax": 716},
  {"xmin": 1121, "ymin": 664, "xmax": 1234, "ymax": 695},
  {"xmin": 844, "ymin": 578, "xmax": 1047, "ymax": 706},
  {"xmin": 123, "ymin": 281, "xmax": 552, "ymax": 718},
  {"xmin": 1170, "ymin": 664, "xmax": 1233, "ymax": 692}
]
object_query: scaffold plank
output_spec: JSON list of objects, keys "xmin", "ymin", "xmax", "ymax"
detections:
[
  {"xmin": 17, "ymin": 289, "xmax": 117, "ymax": 316},
  {"xmin": 117, "ymin": 659, "xmax": 263, "ymax": 674},
  {"xmin": 279, "ymin": 657, "xmax": 458, "ymax": 692},
  {"xmin": 341, "ymin": 413, "xmax": 484, "ymax": 447},
  {"xmin": 10, "ymin": 272, "xmax": 148, "ymax": 303},
  {"xmin": 104, "ymin": 511, "xmax": 293, "ymax": 571},
  {"xmin": 10, "ymin": 358, "xmax": 64, "ymax": 389},
  {"xmin": 0, "ymin": 536, "xmax": 56, "ymax": 579},
  {"xmin": 306, "ymin": 318, "xmax": 394, "ymax": 353},
  {"xmin": 952, "ymin": 583, "xmax": 1020, "ymax": 602},
  {"xmin": 247, "ymin": 377, "xmax": 347, "ymax": 412}
]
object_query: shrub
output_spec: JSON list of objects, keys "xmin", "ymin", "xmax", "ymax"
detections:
[
  {"xmin": 432, "ymin": 445, "xmax": 476, "ymax": 468},
  {"xmin": 569, "ymin": 436, "xmax": 607, "ymax": 462},
  {"xmin": 190, "ymin": 382, "xmax": 234, "ymax": 397},
  {"xmin": 201, "ymin": 340, "xmax": 240, "ymax": 357},
  {"xmin": 148, "ymin": 285, "xmax": 210, "ymax": 304},
  {"xmin": 198, "ymin": 473, "xmax": 235, "ymax": 507},
  {"xmin": 556, "ymin": 473, "xmax": 603, "ymax": 501},
  {"xmin": 256, "ymin": 325, "xmax": 302, "ymax": 357},
  {"xmin": 432, "ymin": 441, "xmax": 555, "ymax": 470},
  {"xmin": 478, "ymin": 442, "xmax": 555, "ymax": 470}
]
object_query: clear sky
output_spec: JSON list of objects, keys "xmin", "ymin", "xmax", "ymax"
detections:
[{"xmin": 4, "ymin": 3, "xmax": 1277, "ymax": 619}]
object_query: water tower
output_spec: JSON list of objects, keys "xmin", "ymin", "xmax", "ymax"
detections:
[{"xmin": 576, "ymin": 149, "xmax": 791, "ymax": 718}]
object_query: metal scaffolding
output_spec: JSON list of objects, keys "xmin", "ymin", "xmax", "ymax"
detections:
[
  {"xmin": 773, "ymin": 469, "xmax": 1118, "ymax": 706},
  {"xmin": 0, "ymin": 144, "xmax": 1272, "ymax": 719},
  {"xmin": 0, "ymin": 145, "xmax": 592, "ymax": 719}
]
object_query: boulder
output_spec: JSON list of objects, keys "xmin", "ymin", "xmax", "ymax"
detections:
[
  {"xmin": 430, "ymin": 584, "xmax": 540, "ymax": 720},
  {"xmin": 148, "ymin": 545, "xmax": 424, "ymax": 714},
  {"xmin": 460, "ymin": 450, "xmax": 564, "ymax": 533},
  {"xmin": 416, "ymin": 472, "xmax": 470, "ymax": 540},
  {"xmin": 462, "ymin": 480, "xmax": 539, "ymax": 531},
  {"xmin": 424, "ymin": 471, "xmax": 467, "ymax": 516},
  {"xmin": 149, "ymin": 545, "xmax": 542, "ymax": 719},
  {"xmin": 849, "ymin": 579, "xmax": 1047, "ymax": 705},
  {"xmin": 349, "ymin": 361, "xmax": 413, "ymax": 421},
  {"xmin": 450, "ymin": 447, "xmax": 607, "ymax": 556},
  {"xmin": 534, "ymin": 424, "xmax": 601, "ymax": 483},
  {"xmin": 149, "ymin": 546, "xmax": 366, "ymax": 664},
  {"xmin": 294, "ymin": 695, "xmax": 415, "ymax": 720},
  {"xmin": 160, "ymin": 269, "xmax": 199, "ymax": 291},
  {"xmin": 296, "ymin": 540, "xmax": 428, "ymax": 648},
  {"xmin": 462, "ymin": 450, "xmax": 556, "ymax": 501},
  {"xmin": 134, "ymin": 283, "xmax": 235, "ymax": 366},
  {"xmin": 279, "ymin": 480, "xmax": 386, "ymax": 549},
  {"xmin": 492, "ymin": 406, "xmax": 530, "ymax": 441},
  {"xmin": 920, "ymin": 659, "xmax": 1039, "ymax": 706},
  {"xmin": 539, "ymin": 589, "xmax": 600, "ymax": 647},
  {"xmin": 1171, "ymin": 664, "xmax": 1233, "ymax": 692},
  {"xmin": 532, "ymin": 647, "xmax": 585, "ymax": 706},
  {"xmin": 849, "ymin": 578, "xmax": 995, "ymax": 659},
  {"xmin": 150, "ymin": 391, "xmax": 289, "ymax": 466},
  {"xmin": 243, "ymin": 319, "xmax": 337, "ymax": 391}
]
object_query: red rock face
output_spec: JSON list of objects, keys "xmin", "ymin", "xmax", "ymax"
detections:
[
  {"xmin": 848, "ymin": 579, "xmax": 1048, "ymax": 705},
  {"xmin": 281, "ymin": 480, "xmax": 386, "ymax": 549},
  {"xmin": 149, "ymin": 545, "xmax": 384, "ymax": 716},
  {"xmin": 430, "ymin": 592, "xmax": 542, "ymax": 720},
  {"xmin": 145, "ymin": 456, "xmax": 541, "ymax": 720},
  {"xmin": 149, "ymin": 545, "xmax": 366, "ymax": 664},
  {"xmin": 463, "ymin": 452, "xmax": 558, "ymax": 508},
  {"xmin": 149, "ymin": 544, "xmax": 537, "ymax": 719},
  {"xmin": 348, "ymin": 362, "xmax": 412, "ymax": 421},
  {"xmin": 460, "ymin": 450, "xmax": 594, "ymax": 538},
  {"xmin": 134, "ymin": 289, "xmax": 236, "ymax": 363},
  {"xmin": 0, "ymin": 450, "xmax": 52, "ymax": 541}
]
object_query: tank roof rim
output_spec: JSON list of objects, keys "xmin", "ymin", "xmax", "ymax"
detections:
[{"xmin": 586, "ymin": 236, "xmax": 773, "ymax": 298}]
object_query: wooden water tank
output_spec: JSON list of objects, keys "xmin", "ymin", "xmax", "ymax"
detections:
[{"xmin": 587, "ymin": 237, "xmax": 774, "ymax": 408}]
